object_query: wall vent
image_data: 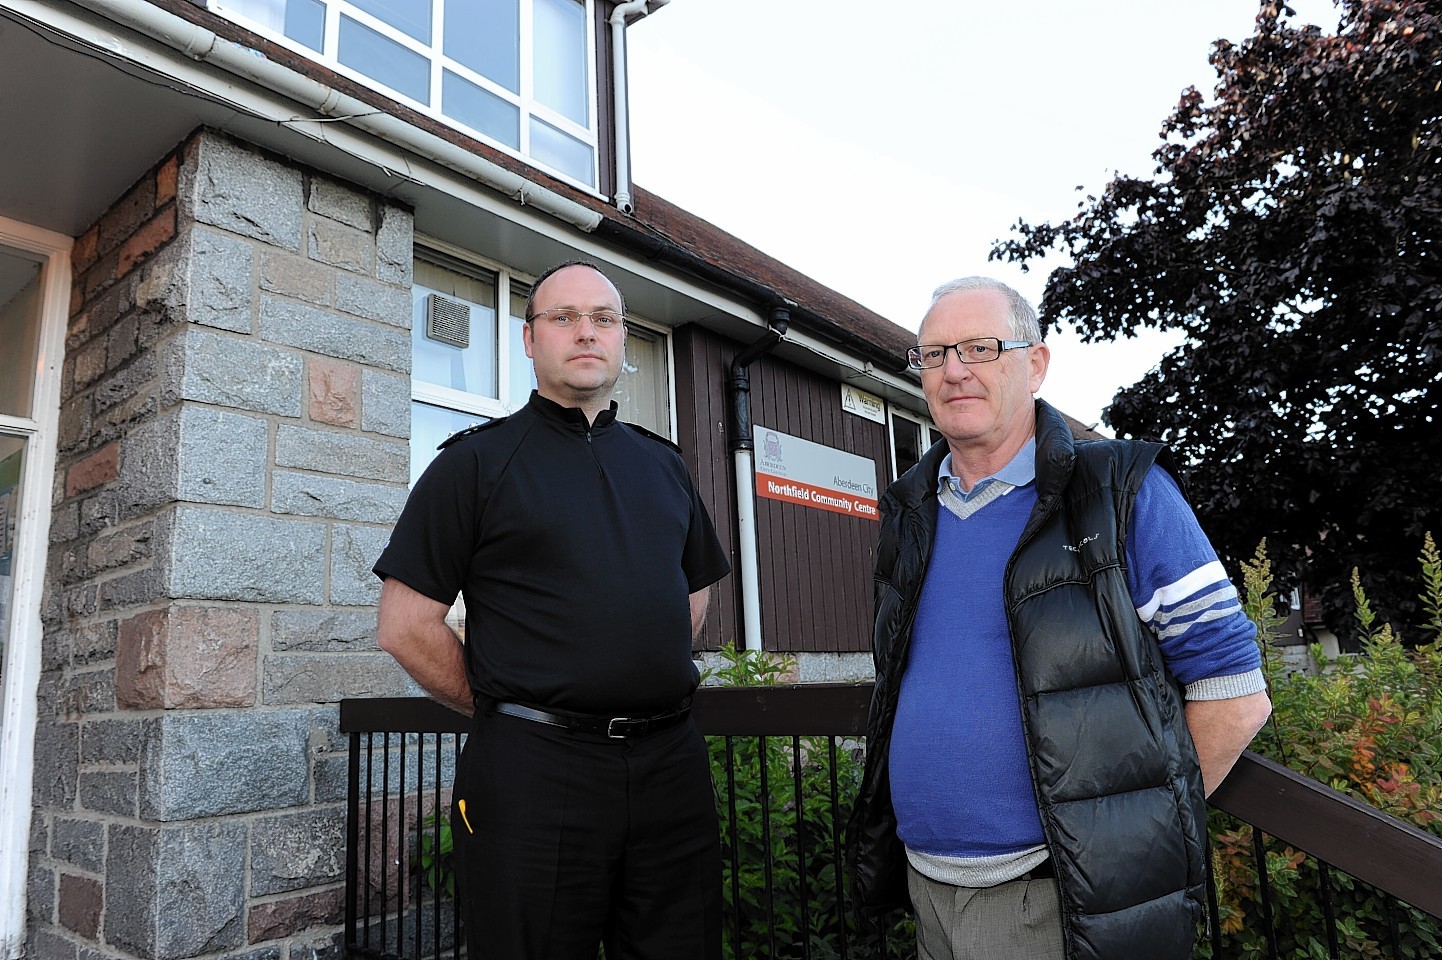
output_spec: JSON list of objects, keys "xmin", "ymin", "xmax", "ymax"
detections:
[{"xmin": 426, "ymin": 294, "xmax": 470, "ymax": 348}]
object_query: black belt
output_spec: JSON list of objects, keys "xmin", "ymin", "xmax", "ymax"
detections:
[{"xmin": 490, "ymin": 698, "xmax": 692, "ymax": 739}]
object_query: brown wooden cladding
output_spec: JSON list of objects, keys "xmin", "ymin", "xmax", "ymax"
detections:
[
  {"xmin": 674, "ymin": 324, "xmax": 740, "ymax": 652},
  {"xmin": 674, "ymin": 324, "xmax": 889, "ymax": 655},
  {"xmin": 749, "ymin": 354, "xmax": 888, "ymax": 653}
]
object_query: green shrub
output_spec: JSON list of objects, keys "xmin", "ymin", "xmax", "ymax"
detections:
[
  {"xmin": 1245, "ymin": 534, "xmax": 1442, "ymax": 833},
  {"xmin": 704, "ymin": 643, "xmax": 913, "ymax": 959},
  {"xmin": 415, "ymin": 809, "xmax": 456, "ymax": 898},
  {"xmin": 1200, "ymin": 535, "xmax": 1442, "ymax": 958}
]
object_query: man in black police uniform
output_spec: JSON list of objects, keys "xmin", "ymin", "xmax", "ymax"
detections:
[{"xmin": 373, "ymin": 261, "xmax": 730, "ymax": 960}]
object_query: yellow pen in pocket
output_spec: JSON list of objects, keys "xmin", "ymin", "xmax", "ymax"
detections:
[{"xmin": 457, "ymin": 797, "xmax": 474, "ymax": 834}]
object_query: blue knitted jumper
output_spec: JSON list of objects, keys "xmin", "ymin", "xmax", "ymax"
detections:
[
  {"xmin": 890, "ymin": 484, "xmax": 1045, "ymax": 859},
  {"xmin": 889, "ymin": 458, "xmax": 1263, "ymax": 876}
]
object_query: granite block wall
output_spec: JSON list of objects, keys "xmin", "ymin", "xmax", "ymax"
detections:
[{"xmin": 28, "ymin": 129, "xmax": 420, "ymax": 960}]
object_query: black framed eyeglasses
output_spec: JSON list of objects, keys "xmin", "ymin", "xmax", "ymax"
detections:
[
  {"xmin": 528, "ymin": 308, "xmax": 626, "ymax": 330},
  {"xmin": 906, "ymin": 338, "xmax": 1034, "ymax": 370}
]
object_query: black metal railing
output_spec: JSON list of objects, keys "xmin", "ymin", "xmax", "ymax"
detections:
[
  {"xmin": 343, "ymin": 697, "xmax": 467, "ymax": 960},
  {"xmin": 1205, "ymin": 749, "xmax": 1442, "ymax": 958},
  {"xmin": 342, "ymin": 686, "xmax": 1442, "ymax": 960}
]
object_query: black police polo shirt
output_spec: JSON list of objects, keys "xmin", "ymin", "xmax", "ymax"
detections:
[{"xmin": 374, "ymin": 393, "xmax": 730, "ymax": 715}]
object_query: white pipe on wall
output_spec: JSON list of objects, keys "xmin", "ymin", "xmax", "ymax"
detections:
[
  {"xmin": 608, "ymin": 0, "xmax": 668, "ymax": 215},
  {"xmin": 732, "ymin": 448, "xmax": 765, "ymax": 651}
]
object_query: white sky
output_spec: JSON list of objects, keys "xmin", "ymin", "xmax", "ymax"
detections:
[{"xmin": 627, "ymin": 0, "xmax": 1341, "ymax": 431}]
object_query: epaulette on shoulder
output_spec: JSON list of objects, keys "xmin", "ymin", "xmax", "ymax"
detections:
[
  {"xmin": 438, "ymin": 415, "xmax": 508, "ymax": 450},
  {"xmin": 623, "ymin": 421, "xmax": 682, "ymax": 455}
]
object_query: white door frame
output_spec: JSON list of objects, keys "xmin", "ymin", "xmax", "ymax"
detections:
[{"xmin": 0, "ymin": 216, "xmax": 71, "ymax": 960}]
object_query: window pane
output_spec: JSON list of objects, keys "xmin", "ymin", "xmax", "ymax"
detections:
[
  {"xmin": 0, "ymin": 252, "xmax": 42, "ymax": 418},
  {"xmin": 443, "ymin": 70, "xmax": 520, "ymax": 150},
  {"xmin": 533, "ymin": 0, "xmax": 588, "ymax": 125},
  {"xmin": 507, "ymin": 286, "xmax": 535, "ymax": 411},
  {"xmin": 529, "ymin": 117, "xmax": 594, "ymax": 186},
  {"xmin": 410, "ymin": 402, "xmax": 484, "ymax": 487},
  {"xmin": 351, "ymin": 0, "xmax": 431, "ymax": 43},
  {"xmin": 339, "ymin": 15, "xmax": 430, "ymax": 103},
  {"xmin": 212, "ymin": 0, "xmax": 323, "ymax": 52},
  {"xmin": 892, "ymin": 419, "xmax": 922, "ymax": 479},
  {"xmin": 412, "ymin": 260, "xmax": 498, "ymax": 397},
  {"xmin": 285, "ymin": 0, "xmax": 324, "ymax": 51},
  {"xmin": 217, "ymin": 0, "xmax": 286, "ymax": 33},
  {"xmin": 445, "ymin": 0, "xmax": 519, "ymax": 93},
  {"xmin": 613, "ymin": 325, "xmax": 669, "ymax": 438}
]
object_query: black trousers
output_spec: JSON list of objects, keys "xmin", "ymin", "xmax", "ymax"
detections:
[{"xmin": 452, "ymin": 708, "xmax": 722, "ymax": 960}]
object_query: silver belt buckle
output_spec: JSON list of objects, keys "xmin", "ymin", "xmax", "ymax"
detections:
[{"xmin": 607, "ymin": 716, "xmax": 636, "ymax": 739}]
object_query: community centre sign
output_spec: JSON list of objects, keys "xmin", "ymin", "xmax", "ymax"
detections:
[{"xmin": 753, "ymin": 425, "xmax": 879, "ymax": 521}]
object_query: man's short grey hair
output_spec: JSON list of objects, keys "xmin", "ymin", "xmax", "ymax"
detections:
[{"xmin": 926, "ymin": 277, "xmax": 1043, "ymax": 343}]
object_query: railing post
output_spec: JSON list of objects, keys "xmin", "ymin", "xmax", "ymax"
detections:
[
  {"xmin": 345, "ymin": 731, "xmax": 361, "ymax": 951},
  {"xmin": 792, "ymin": 736, "xmax": 811, "ymax": 959},
  {"xmin": 1316, "ymin": 860, "xmax": 1340, "ymax": 959},
  {"xmin": 1251, "ymin": 829, "xmax": 1280, "ymax": 959},
  {"xmin": 828, "ymin": 738, "xmax": 849, "ymax": 960},
  {"xmin": 758, "ymin": 734, "xmax": 777, "ymax": 958},
  {"xmin": 451, "ymin": 732, "xmax": 463, "ymax": 960}
]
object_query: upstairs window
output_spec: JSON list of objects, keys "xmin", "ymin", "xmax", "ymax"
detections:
[{"xmin": 209, "ymin": 0, "xmax": 600, "ymax": 189}]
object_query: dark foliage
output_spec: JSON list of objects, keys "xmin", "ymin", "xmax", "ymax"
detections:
[{"xmin": 994, "ymin": 0, "xmax": 1442, "ymax": 637}]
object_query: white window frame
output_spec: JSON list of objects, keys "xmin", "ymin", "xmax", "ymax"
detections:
[
  {"xmin": 887, "ymin": 406, "xmax": 940, "ymax": 481},
  {"xmin": 609, "ymin": 316, "xmax": 675, "ymax": 439},
  {"xmin": 409, "ymin": 242, "xmax": 677, "ymax": 473},
  {"xmin": 207, "ymin": 0, "xmax": 604, "ymax": 193},
  {"xmin": 412, "ymin": 240, "xmax": 534, "ymax": 423},
  {"xmin": 0, "ymin": 217, "xmax": 70, "ymax": 957}
]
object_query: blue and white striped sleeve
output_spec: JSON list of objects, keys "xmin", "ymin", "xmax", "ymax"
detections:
[{"xmin": 1126, "ymin": 465, "xmax": 1266, "ymax": 701}]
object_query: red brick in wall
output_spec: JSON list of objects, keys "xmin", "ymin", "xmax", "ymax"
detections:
[
  {"xmin": 64, "ymin": 441, "xmax": 119, "ymax": 498},
  {"xmin": 58, "ymin": 873, "xmax": 102, "ymax": 940}
]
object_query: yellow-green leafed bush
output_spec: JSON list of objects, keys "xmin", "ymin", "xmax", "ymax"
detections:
[{"xmin": 1202, "ymin": 535, "xmax": 1442, "ymax": 959}]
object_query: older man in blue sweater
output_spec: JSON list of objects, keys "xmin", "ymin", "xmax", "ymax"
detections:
[{"xmin": 849, "ymin": 278, "xmax": 1272, "ymax": 960}]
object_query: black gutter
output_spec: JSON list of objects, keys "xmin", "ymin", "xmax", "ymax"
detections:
[{"xmin": 729, "ymin": 308, "xmax": 789, "ymax": 454}]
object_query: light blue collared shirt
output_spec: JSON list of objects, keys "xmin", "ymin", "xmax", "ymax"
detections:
[{"xmin": 937, "ymin": 439, "xmax": 1036, "ymax": 518}]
